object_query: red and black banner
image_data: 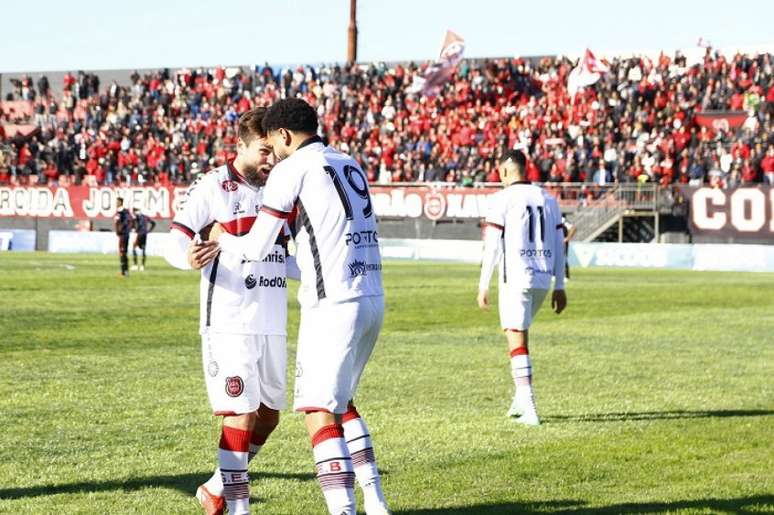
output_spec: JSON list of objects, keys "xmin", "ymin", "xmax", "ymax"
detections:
[
  {"xmin": 693, "ymin": 111, "xmax": 747, "ymax": 133},
  {"xmin": 680, "ymin": 186, "xmax": 774, "ymax": 241}
]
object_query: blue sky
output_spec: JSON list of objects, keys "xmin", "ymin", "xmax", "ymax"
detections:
[{"xmin": 1, "ymin": 0, "xmax": 772, "ymax": 72}]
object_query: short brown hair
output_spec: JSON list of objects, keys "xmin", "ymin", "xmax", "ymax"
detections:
[{"xmin": 238, "ymin": 107, "xmax": 267, "ymax": 143}]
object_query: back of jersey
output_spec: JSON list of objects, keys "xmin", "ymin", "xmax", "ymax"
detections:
[
  {"xmin": 283, "ymin": 143, "xmax": 383, "ymax": 306},
  {"xmin": 489, "ymin": 184, "xmax": 563, "ymax": 290}
]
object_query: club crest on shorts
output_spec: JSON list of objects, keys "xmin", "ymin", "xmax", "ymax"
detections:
[
  {"xmin": 225, "ymin": 376, "xmax": 244, "ymax": 397},
  {"xmin": 244, "ymin": 274, "xmax": 257, "ymax": 289},
  {"xmin": 207, "ymin": 360, "xmax": 219, "ymax": 377}
]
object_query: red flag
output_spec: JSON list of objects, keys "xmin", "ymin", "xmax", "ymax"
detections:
[
  {"xmin": 567, "ymin": 49, "xmax": 608, "ymax": 98},
  {"xmin": 408, "ymin": 30, "xmax": 465, "ymax": 96}
]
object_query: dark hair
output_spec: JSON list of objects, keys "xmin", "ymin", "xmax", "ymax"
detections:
[
  {"xmin": 238, "ymin": 107, "xmax": 267, "ymax": 143},
  {"xmin": 500, "ymin": 149, "xmax": 527, "ymax": 173},
  {"xmin": 262, "ymin": 98, "xmax": 318, "ymax": 134}
]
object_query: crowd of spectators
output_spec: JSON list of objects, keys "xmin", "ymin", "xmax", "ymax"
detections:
[{"xmin": 1, "ymin": 48, "xmax": 772, "ymax": 189}]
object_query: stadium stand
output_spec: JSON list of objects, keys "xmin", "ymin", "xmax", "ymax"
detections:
[{"xmin": 1, "ymin": 50, "xmax": 772, "ymax": 188}]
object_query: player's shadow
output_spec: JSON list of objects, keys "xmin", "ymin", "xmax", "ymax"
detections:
[
  {"xmin": 542, "ymin": 408, "xmax": 773, "ymax": 424},
  {"xmin": 396, "ymin": 494, "xmax": 774, "ymax": 513},
  {"xmin": 0, "ymin": 470, "xmax": 315, "ymax": 501}
]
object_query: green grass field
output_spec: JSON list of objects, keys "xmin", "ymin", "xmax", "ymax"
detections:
[{"xmin": 0, "ymin": 253, "xmax": 772, "ymax": 514}]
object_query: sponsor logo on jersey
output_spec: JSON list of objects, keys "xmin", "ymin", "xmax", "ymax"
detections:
[
  {"xmin": 232, "ymin": 201, "xmax": 246, "ymax": 215},
  {"xmin": 244, "ymin": 274, "xmax": 257, "ymax": 289},
  {"xmin": 345, "ymin": 230, "xmax": 379, "ymax": 247},
  {"xmin": 520, "ymin": 249, "xmax": 552, "ymax": 258},
  {"xmin": 221, "ymin": 180, "xmax": 239, "ymax": 192},
  {"xmin": 348, "ymin": 259, "xmax": 382, "ymax": 278},
  {"xmin": 262, "ymin": 251, "xmax": 285, "ymax": 264},
  {"xmin": 524, "ymin": 267, "xmax": 552, "ymax": 276},
  {"xmin": 225, "ymin": 376, "xmax": 244, "ymax": 397},
  {"xmin": 259, "ymin": 275, "xmax": 287, "ymax": 288}
]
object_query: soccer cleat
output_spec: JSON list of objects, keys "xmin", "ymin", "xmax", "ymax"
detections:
[
  {"xmin": 507, "ymin": 396, "xmax": 523, "ymax": 417},
  {"xmin": 195, "ymin": 485, "xmax": 225, "ymax": 515},
  {"xmin": 139, "ymin": 265, "xmax": 145, "ymax": 272},
  {"xmin": 364, "ymin": 501, "xmax": 392, "ymax": 515},
  {"xmin": 513, "ymin": 412, "xmax": 541, "ymax": 426},
  {"xmin": 130, "ymin": 265, "xmax": 138, "ymax": 271}
]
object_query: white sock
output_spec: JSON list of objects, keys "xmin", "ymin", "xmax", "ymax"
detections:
[
  {"xmin": 204, "ymin": 440, "xmax": 263, "ymax": 496},
  {"xmin": 510, "ymin": 349, "xmax": 537, "ymax": 412},
  {"xmin": 343, "ymin": 408, "xmax": 387, "ymax": 510},
  {"xmin": 219, "ymin": 427, "xmax": 251, "ymax": 515},
  {"xmin": 312, "ymin": 424, "xmax": 355, "ymax": 515}
]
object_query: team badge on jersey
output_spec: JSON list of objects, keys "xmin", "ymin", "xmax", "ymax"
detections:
[
  {"xmin": 221, "ymin": 180, "xmax": 239, "ymax": 192},
  {"xmin": 225, "ymin": 376, "xmax": 244, "ymax": 397},
  {"xmin": 244, "ymin": 274, "xmax": 257, "ymax": 289}
]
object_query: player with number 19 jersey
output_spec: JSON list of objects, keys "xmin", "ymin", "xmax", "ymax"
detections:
[{"xmin": 260, "ymin": 136, "xmax": 383, "ymax": 308}]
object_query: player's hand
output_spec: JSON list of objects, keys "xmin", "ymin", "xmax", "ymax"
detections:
[
  {"xmin": 477, "ymin": 289, "xmax": 489, "ymax": 310},
  {"xmin": 208, "ymin": 222, "xmax": 225, "ymax": 242},
  {"xmin": 552, "ymin": 289, "xmax": 567, "ymax": 314},
  {"xmin": 188, "ymin": 240, "xmax": 220, "ymax": 269}
]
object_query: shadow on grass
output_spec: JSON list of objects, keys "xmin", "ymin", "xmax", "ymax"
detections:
[
  {"xmin": 397, "ymin": 494, "xmax": 774, "ymax": 514},
  {"xmin": 543, "ymin": 409, "xmax": 773, "ymax": 423},
  {"xmin": 0, "ymin": 470, "xmax": 314, "ymax": 501}
]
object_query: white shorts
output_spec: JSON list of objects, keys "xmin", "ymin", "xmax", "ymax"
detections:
[
  {"xmin": 201, "ymin": 333, "xmax": 287, "ymax": 416},
  {"xmin": 498, "ymin": 287, "xmax": 549, "ymax": 331},
  {"xmin": 293, "ymin": 295, "xmax": 384, "ymax": 414}
]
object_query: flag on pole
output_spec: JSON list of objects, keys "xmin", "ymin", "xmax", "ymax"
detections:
[
  {"xmin": 408, "ymin": 30, "xmax": 465, "ymax": 96},
  {"xmin": 567, "ymin": 48, "xmax": 608, "ymax": 99}
]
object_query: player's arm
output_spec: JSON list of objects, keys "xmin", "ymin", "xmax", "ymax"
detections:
[
  {"xmin": 164, "ymin": 177, "xmax": 216, "ymax": 270},
  {"xmin": 550, "ymin": 202, "xmax": 567, "ymax": 314},
  {"xmin": 281, "ymin": 224, "xmax": 301, "ymax": 281},
  {"xmin": 478, "ymin": 222, "xmax": 504, "ymax": 310},
  {"xmin": 564, "ymin": 222, "xmax": 576, "ymax": 243},
  {"xmin": 215, "ymin": 161, "xmax": 299, "ymax": 262},
  {"xmin": 148, "ymin": 218, "xmax": 157, "ymax": 233}
]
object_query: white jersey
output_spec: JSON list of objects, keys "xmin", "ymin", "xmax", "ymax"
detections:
[
  {"xmin": 260, "ymin": 137, "xmax": 383, "ymax": 307},
  {"xmin": 484, "ymin": 183, "xmax": 565, "ymax": 290},
  {"xmin": 171, "ymin": 161, "xmax": 289, "ymax": 335}
]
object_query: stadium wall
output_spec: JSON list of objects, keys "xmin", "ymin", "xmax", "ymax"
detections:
[{"xmin": 3, "ymin": 230, "xmax": 770, "ymax": 273}]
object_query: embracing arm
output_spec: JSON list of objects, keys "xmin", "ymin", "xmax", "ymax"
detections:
[{"xmin": 217, "ymin": 209, "xmax": 286, "ymax": 262}]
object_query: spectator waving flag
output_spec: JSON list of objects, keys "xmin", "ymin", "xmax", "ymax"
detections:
[
  {"xmin": 408, "ymin": 30, "xmax": 465, "ymax": 96},
  {"xmin": 567, "ymin": 48, "xmax": 609, "ymax": 100}
]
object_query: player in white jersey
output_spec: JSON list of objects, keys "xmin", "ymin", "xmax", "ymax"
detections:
[
  {"xmin": 212, "ymin": 99, "xmax": 390, "ymax": 515},
  {"xmin": 478, "ymin": 150, "xmax": 567, "ymax": 426},
  {"xmin": 164, "ymin": 109, "xmax": 297, "ymax": 515}
]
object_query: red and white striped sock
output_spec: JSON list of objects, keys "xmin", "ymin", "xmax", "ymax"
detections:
[
  {"xmin": 218, "ymin": 427, "xmax": 251, "ymax": 515},
  {"xmin": 510, "ymin": 347, "xmax": 536, "ymax": 409},
  {"xmin": 312, "ymin": 423, "xmax": 355, "ymax": 515},
  {"xmin": 342, "ymin": 406, "xmax": 387, "ymax": 510},
  {"xmin": 204, "ymin": 428, "xmax": 267, "ymax": 496}
]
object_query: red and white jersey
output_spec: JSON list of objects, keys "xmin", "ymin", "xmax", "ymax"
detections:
[
  {"xmin": 484, "ymin": 183, "xmax": 565, "ymax": 290},
  {"xmin": 260, "ymin": 137, "xmax": 383, "ymax": 308},
  {"xmin": 171, "ymin": 161, "xmax": 288, "ymax": 336}
]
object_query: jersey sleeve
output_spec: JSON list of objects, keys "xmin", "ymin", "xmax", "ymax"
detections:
[
  {"xmin": 548, "ymin": 197, "xmax": 566, "ymax": 290},
  {"xmin": 259, "ymin": 160, "xmax": 302, "ymax": 217},
  {"xmin": 170, "ymin": 175, "xmax": 213, "ymax": 239},
  {"xmin": 484, "ymin": 192, "xmax": 506, "ymax": 230}
]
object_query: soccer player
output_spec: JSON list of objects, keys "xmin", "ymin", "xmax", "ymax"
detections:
[
  {"xmin": 113, "ymin": 197, "xmax": 133, "ymax": 277},
  {"xmin": 130, "ymin": 207, "xmax": 156, "ymax": 271},
  {"xmin": 211, "ymin": 98, "xmax": 390, "ymax": 515},
  {"xmin": 477, "ymin": 149, "xmax": 567, "ymax": 426},
  {"xmin": 164, "ymin": 108, "xmax": 296, "ymax": 515}
]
